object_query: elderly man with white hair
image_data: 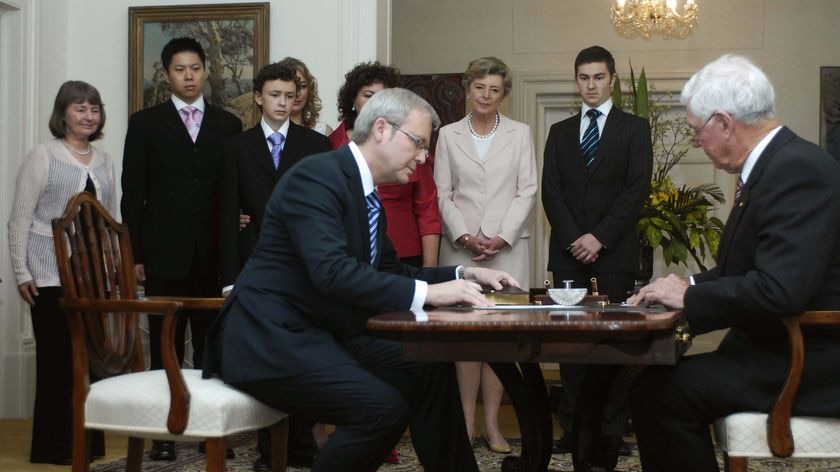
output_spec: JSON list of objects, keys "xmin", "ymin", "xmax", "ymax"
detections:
[{"xmin": 627, "ymin": 54, "xmax": 840, "ymax": 472}]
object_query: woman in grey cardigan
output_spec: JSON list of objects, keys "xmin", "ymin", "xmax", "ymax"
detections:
[{"xmin": 8, "ymin": 80, "xmax": 115, "ymax": 464}]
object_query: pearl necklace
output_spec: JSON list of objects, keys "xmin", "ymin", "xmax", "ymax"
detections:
[
  {"xmin": 62, "ymin": 139, "xmax": 92, "ymax": 155},
  {"xmin": 467, "ymin": 112, "xmax": 500, "ymax": 139}
]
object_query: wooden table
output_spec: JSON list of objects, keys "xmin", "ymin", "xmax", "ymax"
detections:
[{"xmin": 368, "ymin": 305, "xmax": 691, "ymax": 472}]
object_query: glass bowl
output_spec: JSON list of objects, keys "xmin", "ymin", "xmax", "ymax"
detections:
[{"xmin": 547, "ymin": 288, "xmax": 587, "ymax": 306}]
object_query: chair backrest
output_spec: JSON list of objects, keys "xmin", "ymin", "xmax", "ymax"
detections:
[{"xmin": 52, "ymin": 191, "xmax": 144, "ymax": 378}]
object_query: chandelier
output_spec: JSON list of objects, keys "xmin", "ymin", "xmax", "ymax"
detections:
[{"xmin": 610, "ymin": 0, "xmax": 699, "ymax": 40}]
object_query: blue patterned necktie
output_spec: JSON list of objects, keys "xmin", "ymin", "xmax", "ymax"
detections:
[
  {"xmin": 366, "ymin": 191, "xmax": 382, "ymax": 265},
  {"xmin": 581, "ymin": 108, "xmax": 602, "ymax": 168},
  {"xmin": 268, "ymin": 132, "xmax": 285, "ymax": 169}
]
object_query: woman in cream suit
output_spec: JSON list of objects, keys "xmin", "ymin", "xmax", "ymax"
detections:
[{"xmin": 434, "ymin": 56, "xmax": 537, "ymax": 453}]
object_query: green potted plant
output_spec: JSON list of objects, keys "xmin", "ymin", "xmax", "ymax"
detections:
[{"xmin": 613, "ymin": 64, "xmax": 726, "ymax": 278}]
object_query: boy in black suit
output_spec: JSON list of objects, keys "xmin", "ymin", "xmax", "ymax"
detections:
[
  {"xmin": 218, "ymin": 62, "xmax": 330, "ymax": 471},
  {"xmin": 542, "ymin": 45, "xmax": 653, "ymax": 471},
  {"xmin": 121, "ymin": 37, "xmax": 242, "ymax": 461},
  {"xmin": 219, "ymin": 62, "xmax": 330, "ymax": 296}
]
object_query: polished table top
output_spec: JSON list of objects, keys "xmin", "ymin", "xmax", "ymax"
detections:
[{"xmin": 368, "ymin": 305, "xmax": 690, "ymax": 365}]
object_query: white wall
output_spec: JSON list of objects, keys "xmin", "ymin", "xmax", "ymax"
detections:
[{"xmin": 0, "ymin": 0, "xmax": 383, "ymax": 418}]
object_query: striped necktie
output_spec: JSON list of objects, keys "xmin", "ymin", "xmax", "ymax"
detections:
[
  {"xmin": 366, "ymin": 191, "xmax": 381, "ymax": 265},
  {"xmin": 180, "ymin": 106, "xmax": 202, "ymax": 142},
  {"xmin": 734, "ymin": 176, "xmax": 745, "ymax": 204},
  {"xmin": 581, "ymin": 108, "xmax": 602, "ymax": 168}
]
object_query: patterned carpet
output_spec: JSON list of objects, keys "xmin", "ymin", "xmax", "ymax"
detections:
[{"xmin": 91, "ymin": 432, "xmax": 840, "ymax": 471}]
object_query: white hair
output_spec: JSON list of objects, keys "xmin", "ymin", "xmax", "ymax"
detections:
[{"xmin": 681, "ymin": 54, "xmax": 775, "ymax": 124}]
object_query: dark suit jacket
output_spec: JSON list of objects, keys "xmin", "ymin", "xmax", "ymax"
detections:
[
  {"xmin": 204, "ymin": 146, "xmax": 457, "ymax": 384},
  {"xmin": 121, "ymin": 100, "xmax": 242, "ymax": 280},
  {"xmin": 687, "ymin": 127, "xmax": 840, "ymax": 416},
  {"xmin": 219, "ymin": 121, "xmax": 330, "ymax": 287},
  {"xmin": 542, "ymin": 107, "xmax": 653, "ymax": 273}
]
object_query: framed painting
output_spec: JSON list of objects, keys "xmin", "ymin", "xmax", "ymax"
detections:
[
  {"xmin": 820, "ymin": 67, "xmax": 840, "ymax": 160},
  {"xmin": 128, "ymin": 2, "xmax": 269, "ymax": 128}
]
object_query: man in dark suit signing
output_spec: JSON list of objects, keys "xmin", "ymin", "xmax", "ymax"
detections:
[
  {"xmin": 218, "ymin": 62, "xmax": 330, "ymax": 471},
  {"xmin": 542, "ymin": 45, "xmax": 653, "ymax": 470},
  {"xmin": 121, "ymin": 37, "xmax": 242, "ymax": 461},
  {"xmin": 204, "ymin": 88, "xmax": 518, "ymax": 472},
  {"xmin": 627, "ymin": 54, "xmax": 840, "ymax": 472}
]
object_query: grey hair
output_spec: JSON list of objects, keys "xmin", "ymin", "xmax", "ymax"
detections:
[
  {"xmin": 352, "ymin": 88, "xmax": 441, "ymax": 144},
  {"xmin": 680, "ymin": 54, "xmax": 776, "ymax": 124}
]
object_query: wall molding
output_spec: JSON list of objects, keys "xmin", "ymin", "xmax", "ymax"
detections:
[{"xmin": 0, "ymin": 0, "xmax": 39, "ymax": 418}]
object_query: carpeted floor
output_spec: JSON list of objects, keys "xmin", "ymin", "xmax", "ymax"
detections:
[{"xmin": 90, "ymin": 432, "xmax": 840, "ymax": 471}]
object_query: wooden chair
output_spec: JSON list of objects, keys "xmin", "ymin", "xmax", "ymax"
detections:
[
  {"xmin": 714, "ymin": 312, "xmax": 840, "ymax": 471},
  {"xmin": 52, "ymin": 192, "xmax": 288, "ymax": 472}
]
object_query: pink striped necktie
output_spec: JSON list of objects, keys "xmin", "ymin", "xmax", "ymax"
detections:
[{"xmin": 180, "ymin": 106, "xmax": 202, "ymax": 142}]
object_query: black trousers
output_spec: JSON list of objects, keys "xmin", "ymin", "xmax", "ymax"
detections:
[
  {"xmin": 29, "ymin": 287, "xmax": 104, "ymax": 463},
  {"xmin": 629, "ymin": 329, "xmax": 834, "ymax": 472},
  {"xmin": 552, "ymin": 271, "xmax": 636, "ymax": 435},
  {"xmin": 234, "ymin": 333, "xmax": 478, "ymax": 472},
  {"xmin": 144, "ymin": 256, "xmax": 219, "ymax": 370},
  {"xmin": 553, "ymin": 271, "xmax": 636, "ymax": 470}
]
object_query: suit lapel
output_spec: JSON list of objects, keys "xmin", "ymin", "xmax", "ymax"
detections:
[
  {"xmin": 451, "ymin": 117, "xmax": 482, "ymax": 164},
  {"xmin": 280, "ymin": 122, "xmax": 306, "ymax": 175},
  {"xmin": 587, "ymin": 108, "xmax": 624, "ymax": 175},
  {"xmin": 716, "ymin": 126, "xmax": 796, "ymax": 266},
  {"xmin": 564, "ymin": 113, "xmax": 589, "ymax": 175},
  {"xmin": 483, "ymin": 115, "xmax": 515, "ymax": 163},
  {"xmin": 242, "ymin": 125, "xmax": 277, "ymax": 181},
  {"xmin": 338, "ymin": 146, "xmax": 373, "ymax": 265},
  {"xmin": 158, "ymin": 101, "xmax": 193, "ymax": 143},
  {"xmin": 195, "ymin": 104, "xmax": 222, "ymax": 144}
]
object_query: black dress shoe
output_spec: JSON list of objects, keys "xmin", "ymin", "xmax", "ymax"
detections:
[
  {"xmin": 288, "ymin": 451, "xmax": 317, "ymax": 468},
  {"xmin": 552, "ymin": 433, "xmax": 573, "ymax": 454},
  {"xmin": 252, "ymin": 456, "xmax": 271, "ymax": 472},
  {"xmin": 617, "ymin": 440, "xmax": 632, "ymax": 457},
  {"xmin": 604, "ymin": 434, "xmax": 632, "ymax": 457},
  {"xmin": 197, "ymin": 441, "xmax": 235, "ymax": 458},
  {"xmin": 149, "ymin": 440, "xmax": 176, "ymax": 461}
]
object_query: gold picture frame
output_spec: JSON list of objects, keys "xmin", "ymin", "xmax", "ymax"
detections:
[
  {"xmin": 128, "ymin": 2, "xmax": 269, "ymax": 128},
  {"xmin": 820, "ymin": 66, "xmax": 840, "ymax": 160}
]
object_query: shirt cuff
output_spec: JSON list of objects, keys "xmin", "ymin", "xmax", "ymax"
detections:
[
  {"xmin": 456, "ymin": 265, "xmax": 465, "ymax": 279},
  {"xmin": 411, "ymin": 280, "xmax": 429, "ymax": 311},
  {"xmin": 221, "ymin": 284, "xmax": 234, "ymax": 295},
  {"xmin": 688, "ymin": 276, "xmax": 696, "ymax": 286}
]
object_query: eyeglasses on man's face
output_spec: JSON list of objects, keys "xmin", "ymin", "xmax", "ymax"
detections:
[
  {"xmin": 387, "ymin": 122, "xmax": 430, "ymax": 158},
  {"xmin": 691, "ymin": 113, "xmax": 717, "ymax": 146}
]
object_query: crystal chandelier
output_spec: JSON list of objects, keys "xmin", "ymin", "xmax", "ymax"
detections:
[{"xmin": 611, "ymin": 0, "xmax": 699, "ymax": 40}]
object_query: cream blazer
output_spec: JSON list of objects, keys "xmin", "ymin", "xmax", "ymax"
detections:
[{"xmin": 434, "ymin": 114, "xmax": 537, "ymax": 247}]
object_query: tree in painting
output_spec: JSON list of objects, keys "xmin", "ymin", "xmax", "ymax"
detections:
[{"xmin": 145, "ymin": 19, "xmax": 256, "ymax": 126}]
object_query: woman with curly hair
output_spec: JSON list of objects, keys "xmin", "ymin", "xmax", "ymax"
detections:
[
  {"xmin": 329, "ymin": 61, "xmax": 400, "ymax": 148},
  {"xmin": 278, "ymin": 57, "xmax": 333, "ymax": 136}
]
